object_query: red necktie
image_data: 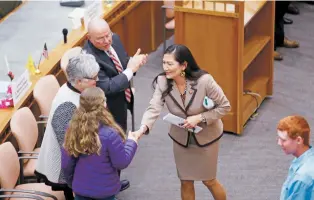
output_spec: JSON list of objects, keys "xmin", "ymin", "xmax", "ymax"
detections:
[{"xmin": 108, "ymin": 50, "xmax": 132, "ymax": 102}]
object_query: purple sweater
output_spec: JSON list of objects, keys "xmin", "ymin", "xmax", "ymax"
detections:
[{"xmin": 61, "ymin": 125, "xmax": 137, "ymax": 199}]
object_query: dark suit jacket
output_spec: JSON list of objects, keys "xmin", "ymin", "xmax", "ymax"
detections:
[{"xmin": 83, "ymin": 34, "xmax": 133, "ymax": 131}]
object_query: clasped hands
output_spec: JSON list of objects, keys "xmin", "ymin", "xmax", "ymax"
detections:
[
  {"xmin": 179, "ymin": 114, "xmax": 202, "ymax": 129},
  {"xmin": 128, "ymin": 114, "xmax": 203, "ymax": 143},
  {"xmin": 128, "ymin": 125, "xmax": 147, "ymax": 143}
]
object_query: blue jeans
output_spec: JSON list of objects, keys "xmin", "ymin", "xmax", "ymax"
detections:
[{"xmin": 74, "ymin": 194, "xmax": 116, "ymax": 200}]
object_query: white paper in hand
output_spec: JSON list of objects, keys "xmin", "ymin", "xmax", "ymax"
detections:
[{"xmin": 162, "ymin": 113, "xmax": 203, "ymax": 134}]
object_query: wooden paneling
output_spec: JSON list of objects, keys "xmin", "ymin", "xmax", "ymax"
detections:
[
  {"xmin": 151, "ymin": 1, "xmax": 165, "ymax": 50},
  {"xmin": 111, "ymin": 18, "xmax": 125, "ymax": 44},
  {"xmin": 124, "ymin": 2, "xmax": 153, "ymax": 54}
]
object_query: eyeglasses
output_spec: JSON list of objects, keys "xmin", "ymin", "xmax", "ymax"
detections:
[
  {"xmin": 95, "ymin": 32, "xmax": 113, "ymax": 43},
  {"xmin": 83, "ymin": 75, "xmax": 99, "ymax": 81}
]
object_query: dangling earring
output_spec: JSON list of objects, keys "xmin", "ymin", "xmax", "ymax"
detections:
[{"xmin": 180, "ymin": 71, "xmax": 186, "ymax": 77}]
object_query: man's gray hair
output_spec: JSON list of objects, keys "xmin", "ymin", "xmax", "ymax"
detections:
[{"xmin": 66, "ymin": 52, "xmax": 100, "ymax": 85}]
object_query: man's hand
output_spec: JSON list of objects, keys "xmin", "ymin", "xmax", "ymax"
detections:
[{"xmin": 127, "ymin": 48, "xmax": 148, "ymax": 73}]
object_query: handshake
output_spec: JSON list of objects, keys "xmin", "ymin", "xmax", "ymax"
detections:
[{"xmin": 127, "ymin": 125, "xmax": 148, "ymax": 143}]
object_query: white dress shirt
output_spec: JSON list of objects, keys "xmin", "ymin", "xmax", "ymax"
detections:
[{"xmin": 105, "ymin": 46, "xmax": 133, "ymax": 81}]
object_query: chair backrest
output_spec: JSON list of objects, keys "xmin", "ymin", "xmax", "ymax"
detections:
[
  {"xmin": 0, "ymin": 142, "xmax": 19, "ymax": 195},
  {"xmin": 10, "ymin": 107, "xmax": 38, "ymax": 154},
  {"xmin": 33, "ymin": 75, "xmax": 60, "ymax": 116},
  {"xmin": 60, "ymin": 46, "xmax": 82, "ymax": 77}
]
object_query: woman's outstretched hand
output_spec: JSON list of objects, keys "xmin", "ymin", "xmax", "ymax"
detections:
[
  {"xmin": 128, "ymin": 125, "xmax": 148, "ymax": 143},
  {"xmin": 128, "ymin": 130, "xmax": 144, "ymax": 143}
]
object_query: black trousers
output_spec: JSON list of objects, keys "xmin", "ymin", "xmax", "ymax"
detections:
[{"xmin": 275, "ymin": 1, "xmax": 291, "ymax": 49}]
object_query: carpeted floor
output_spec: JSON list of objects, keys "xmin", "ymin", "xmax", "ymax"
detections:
[{"xmin": 0, "ymin": 1, "xmax": 313, "ymax": 200}]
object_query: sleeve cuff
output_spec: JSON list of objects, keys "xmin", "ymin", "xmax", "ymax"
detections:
[
  {"xmin": 123, "ymin": 68, "xmax": 134, "ymax": 81},
  {"xmin": 140, "ymin": 124, "xmax": 149, "ymax": 135}
]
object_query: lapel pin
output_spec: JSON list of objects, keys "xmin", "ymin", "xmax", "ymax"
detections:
[{"xmin": 189, "ymin": 90, "xmax": 193, "ymax": 94}]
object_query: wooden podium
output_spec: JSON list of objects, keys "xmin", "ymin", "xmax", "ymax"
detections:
[{"xmin": 174, "ymin": 1, "xmax": 275, "ymax": 134}]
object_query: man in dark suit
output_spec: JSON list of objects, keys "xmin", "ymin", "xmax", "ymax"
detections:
[
  {"xmin": 274, "ymin": 1, "xmax": 299, "ymax": 61},
  {"xmin": 83, "ymin": 18, "xmax": 147, "ymax": 191}
]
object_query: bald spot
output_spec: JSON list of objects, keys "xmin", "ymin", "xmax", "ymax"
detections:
[{"xmin": 87, "ymin": 18, "xmax": 110, "ymax": 35}]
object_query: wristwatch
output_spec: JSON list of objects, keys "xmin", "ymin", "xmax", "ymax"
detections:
[{"xmin": 201, "ymin": 113, "xmax": 206, "ymax": 123}]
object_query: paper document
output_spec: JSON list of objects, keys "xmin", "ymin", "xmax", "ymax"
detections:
[{"xmin": 163, "ymin": 113, "xmax": 203, "ymax": 134}]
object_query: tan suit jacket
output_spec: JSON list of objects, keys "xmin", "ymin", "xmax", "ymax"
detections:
[{"xmin": 141, "ymin": 74, "xmax": 231, "ymax": 147}]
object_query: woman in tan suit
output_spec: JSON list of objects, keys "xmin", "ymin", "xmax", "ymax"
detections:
[{"xmin": 134, "ymin": 44, "xmax": 231, "ymax": 200}]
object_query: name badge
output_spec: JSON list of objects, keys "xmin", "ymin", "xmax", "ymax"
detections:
[{"xmin": 203, "ymin": 96, "xmax": 214, "ymax": 110}]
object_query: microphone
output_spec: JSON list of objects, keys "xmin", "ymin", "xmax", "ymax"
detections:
[{"xmin": 62, "ymin": 28, "xmax": 68, "ymax": 44}]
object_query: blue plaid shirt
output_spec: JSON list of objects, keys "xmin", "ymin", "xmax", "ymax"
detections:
[{"xmin": 280, "ymin": 147, "xmax": 314, "ymax": 200}]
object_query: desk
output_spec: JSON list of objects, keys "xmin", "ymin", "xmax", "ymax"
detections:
[{"xmin": 0, "ymin": 0, "xmax": 164, "ymax": 143}]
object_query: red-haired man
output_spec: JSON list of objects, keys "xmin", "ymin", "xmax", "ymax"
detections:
[{"xmin": 277, "ymin": 115, "xmax": 314, "ymax": 200}]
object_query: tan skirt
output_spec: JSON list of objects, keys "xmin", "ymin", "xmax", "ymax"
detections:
[{"xmin": 173, "ymin": 140, "xmax": 220, "ymax": 181}]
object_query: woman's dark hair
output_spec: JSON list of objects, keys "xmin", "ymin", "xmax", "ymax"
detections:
[{"xmin": 152, "ymin": 44, "xmax": 207, "ymax": 98}]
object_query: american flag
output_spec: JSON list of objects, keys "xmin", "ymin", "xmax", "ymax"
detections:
[{"xmin": 43, "ymin": 43, "xmax": 48, "ymax": 59}]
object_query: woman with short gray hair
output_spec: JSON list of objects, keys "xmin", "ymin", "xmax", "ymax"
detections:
[
  {"xmin": 35, "ymin": 53, "xmax": 100, "ymax": 200},
  {"xmin": 66, "ymin": 53, "xmax": 99, "ymax": 87}
]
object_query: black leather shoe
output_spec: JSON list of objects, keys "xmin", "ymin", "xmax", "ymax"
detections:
[
  {"xmin": 120, "ymin": 180, "xmax": 130, "ymax": 192},
  {"xmin": 284, "ymin": 17, "xmax": 293, "ymax": 25},
  {"xmin": 287, "ymin": 4, "xmax": 300, "ymax": 15}
]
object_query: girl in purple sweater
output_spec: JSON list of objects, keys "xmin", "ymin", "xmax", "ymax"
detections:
[{"xmin": 61, "ymin": 87, "xmax": 140, "ymax": 200}]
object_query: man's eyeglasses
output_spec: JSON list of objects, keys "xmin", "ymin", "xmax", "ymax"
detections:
[{"xmin": 95, "ymin": 32, "xmax": 113, "ymax": 43}]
